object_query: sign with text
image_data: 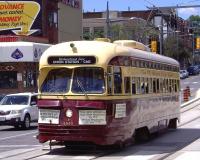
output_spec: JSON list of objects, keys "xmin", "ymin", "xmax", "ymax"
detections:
[
  {"xmin": 48, "ymin": 56, "xmax": 96, "ymax": 65},
  {"xmin": 0, "ymin": 1, "xmax": 42, "ymax": 36}
]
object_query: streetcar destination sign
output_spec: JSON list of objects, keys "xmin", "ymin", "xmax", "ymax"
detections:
[{"xmin": 48, "ymin": 56, "xmax": 96, "ymax": 64}]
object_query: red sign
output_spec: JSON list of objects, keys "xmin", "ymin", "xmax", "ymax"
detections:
[{"xmin": 0, "ymin": 36, "xmax": 18, "ymax": 42}]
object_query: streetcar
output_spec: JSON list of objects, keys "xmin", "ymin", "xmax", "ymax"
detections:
[{"xmin": 37, "ymin": 39, "xmax": 180, "ymax": 147}]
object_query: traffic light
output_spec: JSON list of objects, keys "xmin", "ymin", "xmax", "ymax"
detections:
[
  {"xmin": 151, "ymin": 40, "xmax": 157, "ymax": 53},
  {"xmin": 196, "ymin": 37, "xmax": 200, "ymax": 49}
]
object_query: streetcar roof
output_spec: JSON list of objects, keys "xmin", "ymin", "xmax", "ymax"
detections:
[{"xmin": 39, "ymin": 40, "xmax": 179, "ymax": 68}]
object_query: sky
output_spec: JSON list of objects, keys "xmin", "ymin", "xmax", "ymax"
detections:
[{"xmin": 83, "ymin": 0, "xmax": 200, "ymax": 20}]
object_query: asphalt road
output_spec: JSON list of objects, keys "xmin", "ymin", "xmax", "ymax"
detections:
[{"xmin": 0, "ymin": 74, "xmax": 199, "ymax": 159}]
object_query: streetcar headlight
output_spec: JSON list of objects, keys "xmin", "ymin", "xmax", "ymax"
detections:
[{"xmin": 66, "ymin": 109, "xmax": 73, "ymax": 118}]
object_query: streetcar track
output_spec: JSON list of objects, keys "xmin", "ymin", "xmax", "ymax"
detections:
[
  {"xmin": 153, "ymin": 134, "xmax": 200, "ymax": 160},
  {"xmin": 149, "ymin": 103, "xmax": 200, "ymax": 160},
  {"xmin": 27, "ymin": 104, "xmax": 200, "ymax": 160},
  {"xmin": 0, "ymin": 131, "xmax": 37, "ymax": 141},
  {"xmin": 0, "ymin": 148, "xmax": 41, "ymax": 160},
  {"xmin": 1, "ymin": 100, "xmax": 199, "ymax": 159}
]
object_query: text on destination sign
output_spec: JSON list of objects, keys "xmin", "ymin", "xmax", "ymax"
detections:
[{"xmin": 48, "ymin": 56, "xmax": 96, "ymax": 64}]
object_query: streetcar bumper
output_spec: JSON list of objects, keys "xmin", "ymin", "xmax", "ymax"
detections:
[{"xmin": 37, "ymin": 125, "xmax": 123, "ymax": 146}]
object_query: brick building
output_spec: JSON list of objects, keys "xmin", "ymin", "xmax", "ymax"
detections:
[{"xmin": 83, "ymin": 10, "xmax": 180, "ymax": 41}]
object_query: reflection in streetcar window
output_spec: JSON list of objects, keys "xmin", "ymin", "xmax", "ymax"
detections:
[
  {"xmin": 41, "ymin": 68, "xmax": 71, "ymax": 93},
  {"xmin": 72, "ymin": 67, "xmax": 105, "ymax": 94}
]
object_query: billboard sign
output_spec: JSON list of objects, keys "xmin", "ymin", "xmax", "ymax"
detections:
[{"xmin": 0, "ymin": 1, "xmax": 42, "ymax": 36}]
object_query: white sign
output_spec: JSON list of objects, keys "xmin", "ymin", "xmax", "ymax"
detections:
[
  {"xmin": 0, "ymin": 42, "xmax": 51, "ymax": 62},
  {"xmin": 115, "ymin": 103, "xmax": 126, "ymax": 118},
  {"xmin": 79, "ymin": 110, "xmax": 106, "ymax": 125},
  {"xmin": 17, "ymin": 73, "xmax": 22, "ymax": 81},
  {"xmin": 38, "ymin": 109, "xmax": 60, "ymax": 124}
]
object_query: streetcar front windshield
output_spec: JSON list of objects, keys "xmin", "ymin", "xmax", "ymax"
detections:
[
  {"xmin": 72, "ymin": 67, "xmax": 105, "ymax": 94},
  {"xmin": 41, "ymin": 68, "xmax": 72, "ymax": 93}
]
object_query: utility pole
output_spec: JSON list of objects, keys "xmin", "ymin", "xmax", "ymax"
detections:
[
  {"xmin": 159, "ymin": 15, "xmax": 164, "ymax": 55},
  {"xmin": 148, "ymin": 4, "xmax": 200, "ymax": 56}
]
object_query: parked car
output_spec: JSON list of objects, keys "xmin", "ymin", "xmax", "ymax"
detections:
[
  {"xmin": 196, "ymin": 64, "xmax": 200, "ymax": 70},
  {"xmin": 180, "ymin": 70, "xmax": 189, "ymax": 79},
  {"xmin": 0, "ymin": 92, "xmax": 38, "ymax": 129},
  {"xmin": 187, "ymin": 66, "xmax": 199, "ymax": 75}
]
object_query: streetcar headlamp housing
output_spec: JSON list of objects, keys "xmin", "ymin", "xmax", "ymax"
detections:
[{"xmin": 66, "ymin": 109, "xmax": 73, "ymax": 118}]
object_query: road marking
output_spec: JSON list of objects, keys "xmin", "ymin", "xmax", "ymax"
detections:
[
  {"xmin": 0, "ymin": 148, "xmax": 35, "ymax": 159},
  {"xmin": 0, "ymin": 131, "xmax": 37, "ymax": 141}
]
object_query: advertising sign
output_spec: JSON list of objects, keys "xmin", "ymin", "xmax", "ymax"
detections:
[{"xmin": 0, "ymin": 0, "xmax": 42, "ymax": 36}]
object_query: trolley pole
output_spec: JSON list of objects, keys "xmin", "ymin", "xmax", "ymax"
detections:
[{"xmin": 106, "ymin": 1, "xmax": 110, "ymax": 38}]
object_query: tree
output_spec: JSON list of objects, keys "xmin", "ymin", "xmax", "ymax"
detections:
[
  {"xmin": 188, "ymin": 15, "xmax": 200, "ymax": 22},
  {"xmin": 163, "ymin": 35, "xmax": 192, "ymax": 67},
  {"xmin": 83, "ymin": 30, "xmax": 104, "ymax": 40},
  {"xmin": 109, "ymin": 20, "xmax": 159, "ymax": 44}
]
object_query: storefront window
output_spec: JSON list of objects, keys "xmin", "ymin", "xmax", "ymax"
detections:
[
  {"xmin": 23, "ymin": 70, "xmax": 37, "ymax": 88},
  {"xmin": 48, "ymin": 11, "xmax": 58, "ymax": 28},
  {"xmin": 0, "ymin": 71, "xmax": 17, "ymax": 89}
]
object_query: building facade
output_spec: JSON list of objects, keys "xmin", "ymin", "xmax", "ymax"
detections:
[
  {"xmin": 83, "ymin": 10, "xmax": 192, "ymax": 57},
  {"xmin": 0, "ymin": 0, "xmax": 82, "ymax": 94}
]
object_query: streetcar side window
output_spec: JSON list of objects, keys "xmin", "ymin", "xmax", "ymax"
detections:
[
  {"xmin": 107, "ymin": 66, "xmax": 113, "ymax": 95},
  {"xmin": 135, "ymin": 77, "xmax": 140, "ymax": 94},
  {"xmin": 177, "ymin": 80, "xmax": 180, "ymax": 92},
  {"xmin": 149, "ymin": 78, "xmax": 153, "ymax": 93},
  {"xmin": 124, "ymin": 77, "xmax": 131, "ymax": 94},
  {"xmin": 174, "ymin": 79, "xmax": 178, "ymax": 92},
  {"xmin": 132, "ymin": 77, "xmax": 136, "ymax": 94},
  {"xmin": 140, "ymin": 77, "xmax": 145, "ymax": 94},
  {"xmin": 160, "ymin": 78, "xmax": 164, "ymax": 93},
  {"xmin": 113, "ymin": 66, "xmax": 122, "ymax": 94},
  {"xmin": 145, "ymin": 78, "xmax": 149, "ymax": 94},
  {"xmin": 166, "ymin": 79, "xmax": 169, "ymax": 93},
  {"xmin": 156, "ymin": 78, "xmax": 160, "ymax": 93},
  {"xmin": 153, "ymin": 78, "xmax": 156, "ymax": 93},
  {"xmin": 169, "ymin": 79, "xmax": 172, "ymax": 93}
]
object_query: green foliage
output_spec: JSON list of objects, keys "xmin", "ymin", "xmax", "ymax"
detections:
[
  {"xmin": 163, "ymin": 36, "xmax": 192, "ymax": 66},
  {"xmin": 83, "ymin": 30, "xmax": 104, "ymax": 40},
  {"xmin": 188, "ymin": 15, "xmax": 200, "ymax": 22},
  {"xmin": 109, "ymin": 22, "xmax": 159, "ymax": 44}
]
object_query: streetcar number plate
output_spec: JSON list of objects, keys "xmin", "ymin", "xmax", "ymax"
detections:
[
  {"xmin": 79, "ymin": 110, "xmax": 106, "ymax": 125},
  {"xmin": 38, "ymin": 109, "xmax": 60, "ymax": 124},
  {"xmin": 0, "ymin": 117, "xmax": 5, "ymax": 121}
]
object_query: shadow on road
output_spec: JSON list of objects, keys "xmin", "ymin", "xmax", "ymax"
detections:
[{"xmin": 39, "ymin": 128, "xmax": 200, "ymax": 159}]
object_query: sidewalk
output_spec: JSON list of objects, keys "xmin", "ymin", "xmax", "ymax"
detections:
[{"xmin": 195, "ymin": 88, "xmax": 200, "ymax": 99}]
